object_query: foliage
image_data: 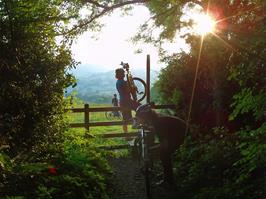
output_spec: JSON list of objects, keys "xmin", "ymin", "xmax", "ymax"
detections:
[
  {"xmin": 0, "ymin": 1, "xmax": 143, "ymax": 198},
  {"xmin": 139, "ymin": 1, "xmax": 239, "ymax": 129},
  {"xmin": 230, "ymin": 88, "xmax": 266, "ymax": 122},
  {"xmin": 1, "ymin": 0, "xmax": 265, "ymax": 198},
  {"xmin": 136, "ymin": 0, "xmax": 266, "ymax": 129},
  {"xmin": 0, "ymin": 0, "xmax": 79, "ymax": 154},
  {"xmin": 173, "ymin": 127, "xmax": 266, "ymax": 199},
  {"xmin": 225, "ymin": 0, "xmax": 266, "ymax": 128},
  {"xmin": 0, "ymin": 0, "xmax": 145, "ymax": 156},
  {"xmin": 136, "ymin": 0, "xmax": 266, "ymax": 198},
  {"xmin": 1, "ymin": 134, "xmax": 112, "ymax": 199},
  {"xmin": 234, "ymin": 124, "xmax": 266, "ymax": 184}
]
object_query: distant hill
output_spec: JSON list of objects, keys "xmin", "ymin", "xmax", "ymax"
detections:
[
  {"xmin": 69, "ymin": 64, "xmax": 110, "ymax": 76},
  {"xmin": 66, "ymin": 64, "xmax": 159, "ymax": 104}
]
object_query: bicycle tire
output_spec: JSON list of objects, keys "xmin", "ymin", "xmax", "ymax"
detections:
[
  {"xmin": 132, "ymin": 77, "xmax": 147, "ymax": 103},
  {"xmin": 105, "ymin": 111, "xmax": 113, "ymax": 120},
  {"xmin": 144, "ymin": 162, "xmax": 152, "ymax": 199},
  {"xmin": 116, "ymin": 111, "xmax": 122, "ymax": 119},
  {"xmin": 141, "ymin": 129, "xmax": 152, "ymax": 199},
  {"xmin": 105, "ymin": 111, "xmax": 121, "ymax": 120}
]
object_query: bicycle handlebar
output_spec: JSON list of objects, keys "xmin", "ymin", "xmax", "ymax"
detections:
[{"xmin": 138, "ymin": 124, "xmax": 154, "ymax": 132}]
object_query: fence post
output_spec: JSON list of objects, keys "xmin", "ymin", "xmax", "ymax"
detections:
[
  {"xmin": 84, "ymin": 104, "xmax": 90, "ymax": 131},
  {"xmin": 146, "ymin": 54, "xmax": 150, "ymax": 104}
]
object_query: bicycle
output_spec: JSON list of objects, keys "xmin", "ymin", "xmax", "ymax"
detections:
[
  {"xmin": 120, "ymin": 62, "xmax": 147, "ymax": 103},
  {"xmin": 105, "ymin": 111, "xmax": 121, "ymax": 120},
  {"xmin": 134, "ymin": 124, "xmax": 157, "ymax": 199}
]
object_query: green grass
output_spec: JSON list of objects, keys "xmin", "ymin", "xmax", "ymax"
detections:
[{"xmin": 64, "ymin": 104, "xmax": 135, "ymax": 156}]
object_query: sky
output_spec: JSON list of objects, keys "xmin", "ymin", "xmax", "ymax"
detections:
[{"xmin": 71, "ymin": 6, "xmax": 188, "ymax": 73}]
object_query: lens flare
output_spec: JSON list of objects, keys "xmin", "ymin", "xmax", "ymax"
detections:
[{"xmin": 192, "ymin": 14, "xmax": 216, "ymax": 35}]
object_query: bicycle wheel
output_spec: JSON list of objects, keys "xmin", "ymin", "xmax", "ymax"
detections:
[
  {"xmin": 144, "ymin": 162, "xmax": 152, "ymax": 199},
  {"xmin": 117, "ymin": 111, "xmax": 122, "ymax": 119},
  {"xmin": 113, "ymin": 111, "xmax": 121, "ymax": 119},
  {"xmin": 132, "ymin": 77, "xmax": 146, "ymax": 103},
  {"xmin": 140, "ymin": 129, "xmax": 152, "ymax": 199},
  {"xmin": 135, "ymin": 141, "xmax": 152, "ymax": 199},
  {"xmin": 105, "ymin": 111, "xmax": 113, "ymax": 120}
]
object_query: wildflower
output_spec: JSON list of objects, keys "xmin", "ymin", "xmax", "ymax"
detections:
[{"xmin": 48, "ymin": 166, "xmax": 57, "ymax": 175}]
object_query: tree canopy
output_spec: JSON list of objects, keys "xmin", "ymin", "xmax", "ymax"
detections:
[{"xmin": 138, "ymin": 0, "xmax": 266, "ymax": 132}]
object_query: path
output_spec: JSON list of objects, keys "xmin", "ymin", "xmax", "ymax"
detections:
[{"xmin": 108, "ymin": 155, "xmax": 179, "ymax": 199}]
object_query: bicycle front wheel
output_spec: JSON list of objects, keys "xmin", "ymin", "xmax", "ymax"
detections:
[
  {"xmin": 144, "ymin": 161, "xmax": 152, "ymax": 199},
  {"xmin": 105, "ymin": 111, "xmax": 113, "ymax": 120},
  {"xmin": 132, "ymin": 77, "xmax": 146, "ymax": 103}
]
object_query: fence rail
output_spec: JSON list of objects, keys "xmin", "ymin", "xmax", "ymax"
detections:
[
  {"xmin": 65, "ymin": 104, "xmax": 175, "ymax": 113},
  {"xmin": 65, "ymin": 104, "xmax": 176, "ymax": 131},
  {"xmin": 66, "ymin": 104, "xmax": 175, "ymax": 149}
]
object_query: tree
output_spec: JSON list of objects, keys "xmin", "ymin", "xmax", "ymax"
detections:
[
  {"xmin": 136, "ymin": 0, "xmax": 265, "ymax": 132},
  {"xmin": 140, "ymin": 2, "xmax": 265, "ymax": 198},
  {"xmin": 0, "ymin": 0, "xmax": 77, "ymax": 154}
]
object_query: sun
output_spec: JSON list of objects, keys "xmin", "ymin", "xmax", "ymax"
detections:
[{"xmin": 192, "ymin": 13, "xmax": 216, "ymax": 35}]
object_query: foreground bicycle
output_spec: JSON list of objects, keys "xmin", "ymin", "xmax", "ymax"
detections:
[
  {"xmin": 134, "ymin": 124, "xmax": 158, "ymax": 199},
  {"xmin": 120, "ymin": 62, "xmax": 147, "ymax": 103}
]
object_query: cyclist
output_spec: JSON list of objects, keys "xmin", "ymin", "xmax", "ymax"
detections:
[
  {"xmin": 135, "ymin": 103, "xmax": 186, "ymax": 187},
  {"xmin": 70, "ymin": 95, "xmax": 74, "ymax": 108},
  {"xmin": 111, "ymin": 94, "xmax": 120, "ymax": 117},
  {"xmin": 115, "ymin": 68, "xmax": 140, "ymax": 134}
]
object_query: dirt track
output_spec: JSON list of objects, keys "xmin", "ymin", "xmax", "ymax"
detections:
[{"xmin": 108, "ymin": 156, "xmax": 180, "ymax": 199}]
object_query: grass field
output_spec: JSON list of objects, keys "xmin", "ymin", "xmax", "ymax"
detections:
[{"xmin": 65, "ymin": 104, "xmax": 136, "ymax": 155}]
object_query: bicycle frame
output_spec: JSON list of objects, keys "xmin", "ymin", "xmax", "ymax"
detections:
[
  {"xmin": 124, "ymin": 66, "xmax": 138, "ymax": 101},
  {"xmin": 120, "ymin": 62, "xmax": 146, "ymax": 102},
  {"xmin": 139, "ymin": 128, "xmax": 149, "ymax": 162}
]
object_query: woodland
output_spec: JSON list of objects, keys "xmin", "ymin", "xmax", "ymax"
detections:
[{"xmin": 0, "ymin": 0, "xmax": 265, "ymax": 198}]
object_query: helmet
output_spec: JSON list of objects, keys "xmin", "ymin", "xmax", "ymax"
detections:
[{"xmin": 136, "ymin": 104, "xmax": 152, "ymax": 119}]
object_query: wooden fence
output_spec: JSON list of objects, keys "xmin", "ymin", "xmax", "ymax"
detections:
[{"xmin": 65, "ymin": 104, "xmax": 175, "ymax": 140}]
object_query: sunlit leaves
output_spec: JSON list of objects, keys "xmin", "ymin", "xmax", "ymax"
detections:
[{"xmin": 230, "ymin": 88, "xmax": 266, "ymax": 121}]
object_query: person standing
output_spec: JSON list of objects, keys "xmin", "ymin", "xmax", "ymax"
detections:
[
  {"xmin": 111, "ymin": 94, "xmax": 120, "ymax": 117},
  {"xmin": 115, "ymin": 68, "xmax": 139, "ymax": 134}
]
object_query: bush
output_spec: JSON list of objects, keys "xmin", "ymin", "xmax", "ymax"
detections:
[
  {"xmin": 1, "ymin": 136, "xmax": 112, "ymax": 199},
  {"xmin": 173, "ymin": 125, "xmax": 266, "ymax": 199}
]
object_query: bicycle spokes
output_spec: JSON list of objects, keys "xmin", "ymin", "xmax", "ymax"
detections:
[{"xmin": 132, "ymin": 77, "xmax": 146, "ymax": 102}]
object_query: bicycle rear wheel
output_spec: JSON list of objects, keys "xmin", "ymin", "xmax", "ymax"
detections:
[{"xmin": 132, "ymin": 77, "xmax": 146, "ymax": 103}]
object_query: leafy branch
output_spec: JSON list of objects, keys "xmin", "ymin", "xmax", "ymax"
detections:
[{"xmin": 64, "ymin": 0, "xmax": 150, "ymax": 35}]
